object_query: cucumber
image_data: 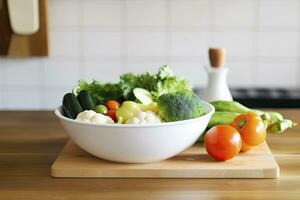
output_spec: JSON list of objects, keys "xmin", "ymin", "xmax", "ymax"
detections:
[
  {"xmin": 62, "ymin": 93, "xmax": 83, "ymax": 119},
  {"xmin": 77, "ymin": 90, "xmax": 96, "ymax": 111},
  {"xmin": 62, "ymin": 105, "xmax": 72, "ymax": 118}
]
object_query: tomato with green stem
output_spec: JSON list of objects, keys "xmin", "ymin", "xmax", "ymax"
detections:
[{"xmin": 230, "ymin": 113, "xmax": 267, "ymax": 147}]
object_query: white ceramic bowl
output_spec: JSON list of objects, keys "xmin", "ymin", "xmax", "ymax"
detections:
[{"xmin": 55, "ymin": 100, "xmax": 214, "ymax": 163}]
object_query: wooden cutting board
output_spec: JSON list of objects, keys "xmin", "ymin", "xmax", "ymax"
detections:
[{"xmin": 51, "ymin": 140, "xmax": 280, "ymax": 178}]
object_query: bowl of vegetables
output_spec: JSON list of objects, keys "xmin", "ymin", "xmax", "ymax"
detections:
[{"xmin": 55, "ymin": 66, "xmax": 215, "ymax": 163}]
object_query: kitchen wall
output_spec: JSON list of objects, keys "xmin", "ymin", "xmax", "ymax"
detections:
[{"xmin": 0, "ymin": 0, "xmax": 300, "ymax": 110}]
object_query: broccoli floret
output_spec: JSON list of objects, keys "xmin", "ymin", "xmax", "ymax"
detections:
[{"xmin": 157, "ymin": 92, "xmax": 206, "ymax": 122}]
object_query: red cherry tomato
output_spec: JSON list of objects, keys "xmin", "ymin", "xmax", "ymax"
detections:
[
  {"xmin": 230, "ymin": 113, "xmax": 267, "ymax": 146},
  {"xmin": 106, "ymin": 110, "xmax": 117, "ymax": 122},
  {"xmin": 105, "ymin": 100, "xmax": 120, "ymax": 110},
  {"xmin": 204, "ymin": 125, "xmax": 242, "ymax": 161}
]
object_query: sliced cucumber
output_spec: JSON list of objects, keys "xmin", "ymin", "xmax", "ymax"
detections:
[
  {"xmin": 77, "ymin": 90, "xmax": 96, "ymax": 111},
  {"xmin": 63, "ymin": 93, "xmax": 83, "ymax": 119},
  {"xmin": 133, "ymin": 88, "xmax": 153, "ymax": 105}
]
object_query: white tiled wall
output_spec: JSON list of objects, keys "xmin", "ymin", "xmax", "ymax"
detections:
[{"xmin": 0, "ymin": 0, "xmax": 300, "ymax": 110}]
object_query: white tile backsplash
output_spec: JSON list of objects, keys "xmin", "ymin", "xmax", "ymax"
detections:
[
  {"xmin": 123, "ymin": 61, "xmax": 167, "ymax": 74},
  {"xmin": 169, "ymin": 62, "xmax": 207, "ymax": 86},
  {"xmin": 169, "ymin": 0, "xmax": 209, "ymax": 27},
  {"xmin": 227, "ymin": 62, "xmax": 256, "ymax": 87},
  {"xmin": 257, "ymin": 62, "xmax": 299, "ymax": 87},
  {"xmin": 126, "ymin": 32, "xmax": 166, "ymax": 57},
  {"xmin": 44, "ymin": 60, "xmax": 80, "ymax": 87},
  {"xmin": 170, "ymin": 32, "xmax": 208, "ymax": 57},
  {"xmin": 50, "ymin": 31, "xmax": 81, "ymax": 57},
  {"xmin": 210, "ymin": 32, "xmax": 255, "ymax": 57},
  {"xmin": 2, "ymin": 59, "xmax": 42, "ymax": 86},
  {"xmin": 258, "ymin": 32, "xmax": 299, "ymax": 57},
  {"xmin": 82, "ymin": 0, "xmax": 121, "ymax": 27},
  {"xmin": 125, "ymin": 0, "xmax": 167, "ymax": 27},
  {"xmin": 83, "ymin": 31, "xmax": 121, "ymax": 57},
  {"xmin": 49, "ymin": 0, "xmax": 80, "ymax": 27},
  {"xmin": 212, "ymin": 0, "xmax": 255, "ymax": 27},
  {"xmin": 259, "ymin": 0, "xmax": 300, "ymax": 28},
  {"xmin": 83, "ymin": 61, "xmax": 122, "ymax": 83},
  {"xmin": 3, "ymin": 88, "xmax": 42, "ymax": 110},
  {"xmin": 0, "ymin": 0, "xmax": 299, "ymax": 110},
  {"xmin": 43, "ymin": 88, "xmax": 71, "ymax": 110}
]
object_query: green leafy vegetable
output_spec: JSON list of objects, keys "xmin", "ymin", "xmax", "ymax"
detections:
[
  {"xmin": 73, "ymin": 65, "xmax": 192, "ymax": 103},
  {"xmin": 120, "ymin": 72, "xmax": 157, "ymax": 101},
  {"xmin": 74, "ymin": 80, "xmax": 123, "ymax": 104}
]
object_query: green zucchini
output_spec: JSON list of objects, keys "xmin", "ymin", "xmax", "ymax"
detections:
[
  {"xmin": 62, "ymin": 93, "xmax": 83, "ymax": 119},
  {"xmin": 211, "ymin": 100, "xmax": 250, "ymax": 113},
  {"xmin": 77, "ymin": 90, "xmax": 96, "ymax": 111},
  {"xmin": 207, "ymin": 111, "xmax": 240, "ymax": 128}
]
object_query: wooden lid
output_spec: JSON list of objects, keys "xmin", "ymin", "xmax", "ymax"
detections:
[{"xmin": 209, "ymin": 48, "xmax": 226, "ymax": 68}]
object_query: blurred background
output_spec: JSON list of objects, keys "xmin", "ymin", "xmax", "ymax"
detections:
[{"xmin": 0, "ymin": 0, "xmax": 299, "ymax": 110}]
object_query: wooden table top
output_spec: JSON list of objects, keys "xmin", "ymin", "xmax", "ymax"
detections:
[{"xmin": 0, "ymin": 109, "xmax": 299, "ymax": 200}]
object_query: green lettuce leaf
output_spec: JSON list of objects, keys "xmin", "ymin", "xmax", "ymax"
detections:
[
  {"xmin": 120, "ymin": 72, "xmax": 157, "ymax": 101},
  {"xmin": 73, "ymin": 65, "xmax": 193, "ymax": 103},
  {"xmin": 74, "ymin": 80, "xmax": 123, "ymax": 104}
]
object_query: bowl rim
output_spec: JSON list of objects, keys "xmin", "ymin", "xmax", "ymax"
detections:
[{"xmin": 55, "ymin": 100, "xmax": 215, "ymax": 128}]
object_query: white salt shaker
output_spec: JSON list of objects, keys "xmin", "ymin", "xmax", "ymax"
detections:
[{"xmin": 203, "ymin": 48, "xmax": 233, "ymax": 102}]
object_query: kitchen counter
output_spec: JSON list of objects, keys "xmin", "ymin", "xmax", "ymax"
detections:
[{"xmin": 0, "ymin": 109, "xmax": 299, "ymax": 200}]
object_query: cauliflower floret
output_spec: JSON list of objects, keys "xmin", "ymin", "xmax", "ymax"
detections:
[
  {"xmin": 90, "ymin": 113, "xmax": 114, "ymax": 124},
  {"xmin": 126, "ymin": 111, "xmax": 162, "ymax": 124},
  {"xmin": 76, "ymin": 110, "xmax": 114, "ymax": 124},
  {"xmin": 76, "ymin": 110, "xmax": 96, "ymax": 122}
]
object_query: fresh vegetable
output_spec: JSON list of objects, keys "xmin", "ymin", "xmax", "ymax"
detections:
[
  {"xmin": 210, "ymin": 100, "xmax": 296, "ymax": 133},
  {"xmin": 204, "ymin": 125, "xmax": 242, "ymax": 161},
  {"xmin": 95, "ymin": 105, "xmax": 107, "ymax": 114},
  {"xmin": 120, "ymin": 72, "xmax": 157, "ymax": 101},
  {"xmin": 62, "ymin": 93, "xmax": 83, "ymax": 119},
  {"xmin": 211, "ymin": 100, "xmax": 250, "ymax": 113},
  {"xmin": 106, "ymin": 110, "xmax": 117, "ymax": 122},
  {"xmin": 208, "ymin": 111, "xmax": 240, "ymax": 128},
  {"xmin": 62, "ymin": 105, "xmax": 72, "ymax": 119},
  {"xmin": 115, "ymin": 101, "xmax": 158, "ymax": 123},
  {"xmin": 105, "ymin": 100, "xmax": 120, "ymax": 110},
  {"xmin": 133, "ymin": 88, "xmax": 153, "ymax": 105},
  {"xmin": 157, "ymin": 91, "xmax": 205, "ymax": 122},
  {"xmin": 74, "ymin": 80, "xmax": 124, "ymax": 104},
  {"xmin": 230, "ymin": 113, "xmax": 267, "ymax": 146},
  {"xmin": 73, "ymin": 65, "xmax": 192, "ymax": 103},
  {"xmin": 116, "ymin": 101, "xmax": 143, "ymax": 123},
  {"xmin": 268, "ymin": 119, "xmax": 293, "ymax": 133},
  {"xmin": 240, "ymin": 141, "xmax": 252, "ymax": 152},
  {"xmin": 76, "ymin": 110, "xmax": 114, "ymax": 124},
  {"xmin": 77, "ymin": 90, "xmax": 96, "ymax": 111},
  {"xmin": 126, "ymin": 111, "xmax": 162, "ymax": 124}
]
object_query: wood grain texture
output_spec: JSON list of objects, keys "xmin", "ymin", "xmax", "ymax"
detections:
[
  {"xmin": 0, "ymin": 109, "xmax": 299, "ymax": 199},
  {"xmin": 0, "ymin": 0, "xmax": 48, "ymax": 57},
  {"xmin": 0, "ymin": 0, "xmax": 12, "ymax": 54},
  {"xmin": 52, "ymin": 140, "xmax": 279, "ymax": 178}
]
